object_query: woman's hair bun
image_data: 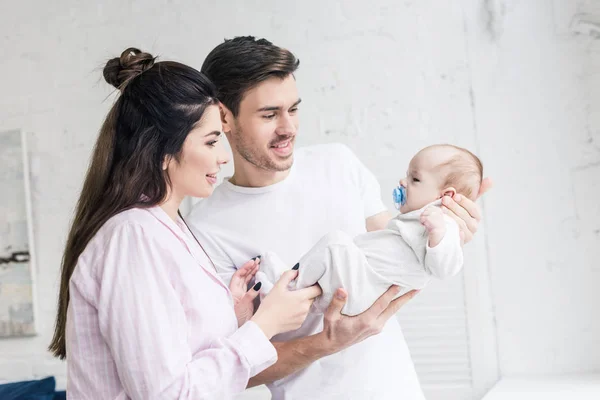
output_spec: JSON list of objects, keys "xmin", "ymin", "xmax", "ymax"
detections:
[{"xmin": 103, "ymin": 47, "xmax": 156, "ymax": 90}]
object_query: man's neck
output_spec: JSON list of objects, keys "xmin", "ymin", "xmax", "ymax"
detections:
[{"xmin": 230, "ymin": 160, "xmax": 291, "ymax": 188}]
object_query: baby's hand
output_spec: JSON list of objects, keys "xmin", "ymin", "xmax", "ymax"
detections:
[{"xmin": 420, "ymin": 206, "xmax": 446, "ymax": 247}]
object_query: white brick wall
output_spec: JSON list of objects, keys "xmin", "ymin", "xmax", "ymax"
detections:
[{"xmin": 0, "ymin": 0, "xmax": 598, "ymax": 397}]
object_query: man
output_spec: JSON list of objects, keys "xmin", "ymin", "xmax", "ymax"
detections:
[{"xmin": 188, "ymin": 36, "xmax": 490, "ymax": 399}]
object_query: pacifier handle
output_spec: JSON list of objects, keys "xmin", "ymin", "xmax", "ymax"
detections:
[{"xmin": 392, "ymin": 185, "xmax": 407, "ymax": 210}]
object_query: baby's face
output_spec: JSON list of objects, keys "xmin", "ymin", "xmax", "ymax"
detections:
[{"xmin": 398, "ymin": 148, "xmax": 450, "ymax": 213}]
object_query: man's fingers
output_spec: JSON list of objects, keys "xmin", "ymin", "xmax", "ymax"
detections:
[
  {"xmin": 455, "ymin": 193, "xmax": 482, "ymax": 223},
  {"xmin": 324, "ymin": 288, "xmax": 348, "ymax": 321},
  {"xmin": 442, "ymin": 194, "xmax": 481, "ymax": 243},
  {"xmin": 443, "ymin": 208, "xmax": 471, "ymax": 242},
  {"xmin": 362, "ymin": 285, "xmax": 402, "ymax": 319},
  {"xmin": 478, "ymin": 177, "xmax": 493, "ymax": 198},
  {"xmin": 442, "ymin": 197, "xmax": 476, "ymax": 234},
  {"xmin": 378, "ymin": 290, "xmax": 419, "ymax": 321},
  {"xmin": 442, "ymin": 196, "xmax": 474, "ymax": 222}
]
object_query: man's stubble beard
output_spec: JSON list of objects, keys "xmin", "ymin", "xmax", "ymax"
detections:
[{"xmin": 232, "ymin": 124, "xmax": 294, "ymax": 172}]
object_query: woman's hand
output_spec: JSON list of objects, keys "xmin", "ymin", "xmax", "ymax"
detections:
[
  {"xmin": 229, "ymin": 257, "xmax": 261, "ymax": 327},
  {"xmin": 441, "ymin": 177, "xmax": 493, "ymax": 245},
  {"xmin": 251, "ymin": 269, "xmax": 322, "ymax": 339}
]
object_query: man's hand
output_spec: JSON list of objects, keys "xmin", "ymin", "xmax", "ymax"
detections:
[
  {"xmin": 247, "ymin": 285, "xmax": 417, "ymax": 388},
  {"xmin": 441, "ymin": 177, "xmax": 493, "ymax": 245},
  {"xmin": 229, "ymin": 257, "xmax": 260, "ymax": 327},
  {"xmin": 321, "ymin": 286, "xmax": 418, "ymax": 351}
]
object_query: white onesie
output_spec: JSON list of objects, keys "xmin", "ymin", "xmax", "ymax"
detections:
[{"xmin": 256, "ymin": 200, "xmax": 464, "ymax": 316}]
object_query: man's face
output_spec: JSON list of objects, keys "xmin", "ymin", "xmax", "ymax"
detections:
[{"xmin": 227, "ymin": 75, "xmax": 300, "ymax": 172}]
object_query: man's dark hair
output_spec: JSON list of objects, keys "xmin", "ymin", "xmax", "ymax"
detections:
[{"xmin": 201, "ymin": 36, "xmax": 299, "ymax": 116}]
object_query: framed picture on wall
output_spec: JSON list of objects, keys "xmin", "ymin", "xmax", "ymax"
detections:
[{"xmin": 0, "ymin": 129, "xmax": 37, "ymax": 337}]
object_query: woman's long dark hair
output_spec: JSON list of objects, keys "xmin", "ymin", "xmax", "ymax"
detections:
[{"xmin": 48, "ymin": 47, "xmax": 218, "ymax": 359}]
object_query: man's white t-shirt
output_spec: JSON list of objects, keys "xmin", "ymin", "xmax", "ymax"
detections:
[{"xmin": 187, "ymin": 143, "xmax": 425, "ymax": 400}]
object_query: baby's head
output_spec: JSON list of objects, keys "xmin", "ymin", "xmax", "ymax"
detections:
[{"xmin": 398, "ymin": 144, "xmax": 483, "ymax": 213}]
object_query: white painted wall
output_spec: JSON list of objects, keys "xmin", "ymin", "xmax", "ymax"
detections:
[
  {"xmin": 0, "ymin": 0, "xmax": 598, "ymax": 398},
  {"xmin": 463, "ymin": 0, "xmax": 600, "ymax": 376}
]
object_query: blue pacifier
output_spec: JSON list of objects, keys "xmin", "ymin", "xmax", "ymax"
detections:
[{"xmin": 392, "ymin": 185, "xmax": 407, "ymax": 210}]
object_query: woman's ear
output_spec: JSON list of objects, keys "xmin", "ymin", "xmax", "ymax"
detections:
[
  {"xmin": 162, "ymin": 155, "xmax": 171, "ymax": 171},
  {"xmin": 219, "ymin": 102, "xmax": 233, "ymax": 134},
  {"xmin": 441, "ymin": 186, "xmax": 456, "ymax": 198}
]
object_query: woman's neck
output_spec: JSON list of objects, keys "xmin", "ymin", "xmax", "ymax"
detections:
[{"xmin": 160, "ymin": 191, "xmax": 184, "ymax": 222}]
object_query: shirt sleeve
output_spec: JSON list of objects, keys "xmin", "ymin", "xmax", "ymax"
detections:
[
  {"xmin": 96, "ymin": 222, "xmax": 277, "ymax": 399},
  {"xmin": 340, "ymin": 144, "xmax": 388, "ymax": 219},
  {"xmin": 423, "ymin": 216, "xmax": 464, "ymax": 279}
]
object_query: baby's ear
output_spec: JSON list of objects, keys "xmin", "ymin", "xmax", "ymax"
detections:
[{"xmin": 441, "ymin": 187, "xmax": 456, "ymax": 198}]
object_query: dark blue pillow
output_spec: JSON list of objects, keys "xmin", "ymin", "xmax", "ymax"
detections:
[
  {"xmin": 0, "ymin": 376, "xmax": 56, "ymax": 400},
  {"xmin": 53, "ymin": 391, "xmax": 66, "ymax": 400},
  {"xmin": 25, "ymin": 392, "xmax": 66, "ymax": 400}
]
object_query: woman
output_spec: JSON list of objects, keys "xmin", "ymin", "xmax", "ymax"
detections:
[{"xmin": 48, "ymin": 47, "xmax": 321, "ymax": 399}]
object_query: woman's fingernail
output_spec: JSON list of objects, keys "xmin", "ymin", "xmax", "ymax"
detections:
[
  {"xmin": 292, "ymin": 263, "xmax": 300, "ymax": 270},
  {"xmin": 336, "ymin": 291, "xmax": 346, "ymax": 300},
  {"xmin": 253, "ymin": 282, "xmax": 262, "ymax": 291},
  {"xmin": 454, "ymin": 194, "xmax": 462, "ymax": 202}
]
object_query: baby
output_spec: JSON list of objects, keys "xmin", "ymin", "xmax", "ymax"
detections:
[{"xmin": 256, "ymin": 144, "xmax": 484, "ymax": 316}]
